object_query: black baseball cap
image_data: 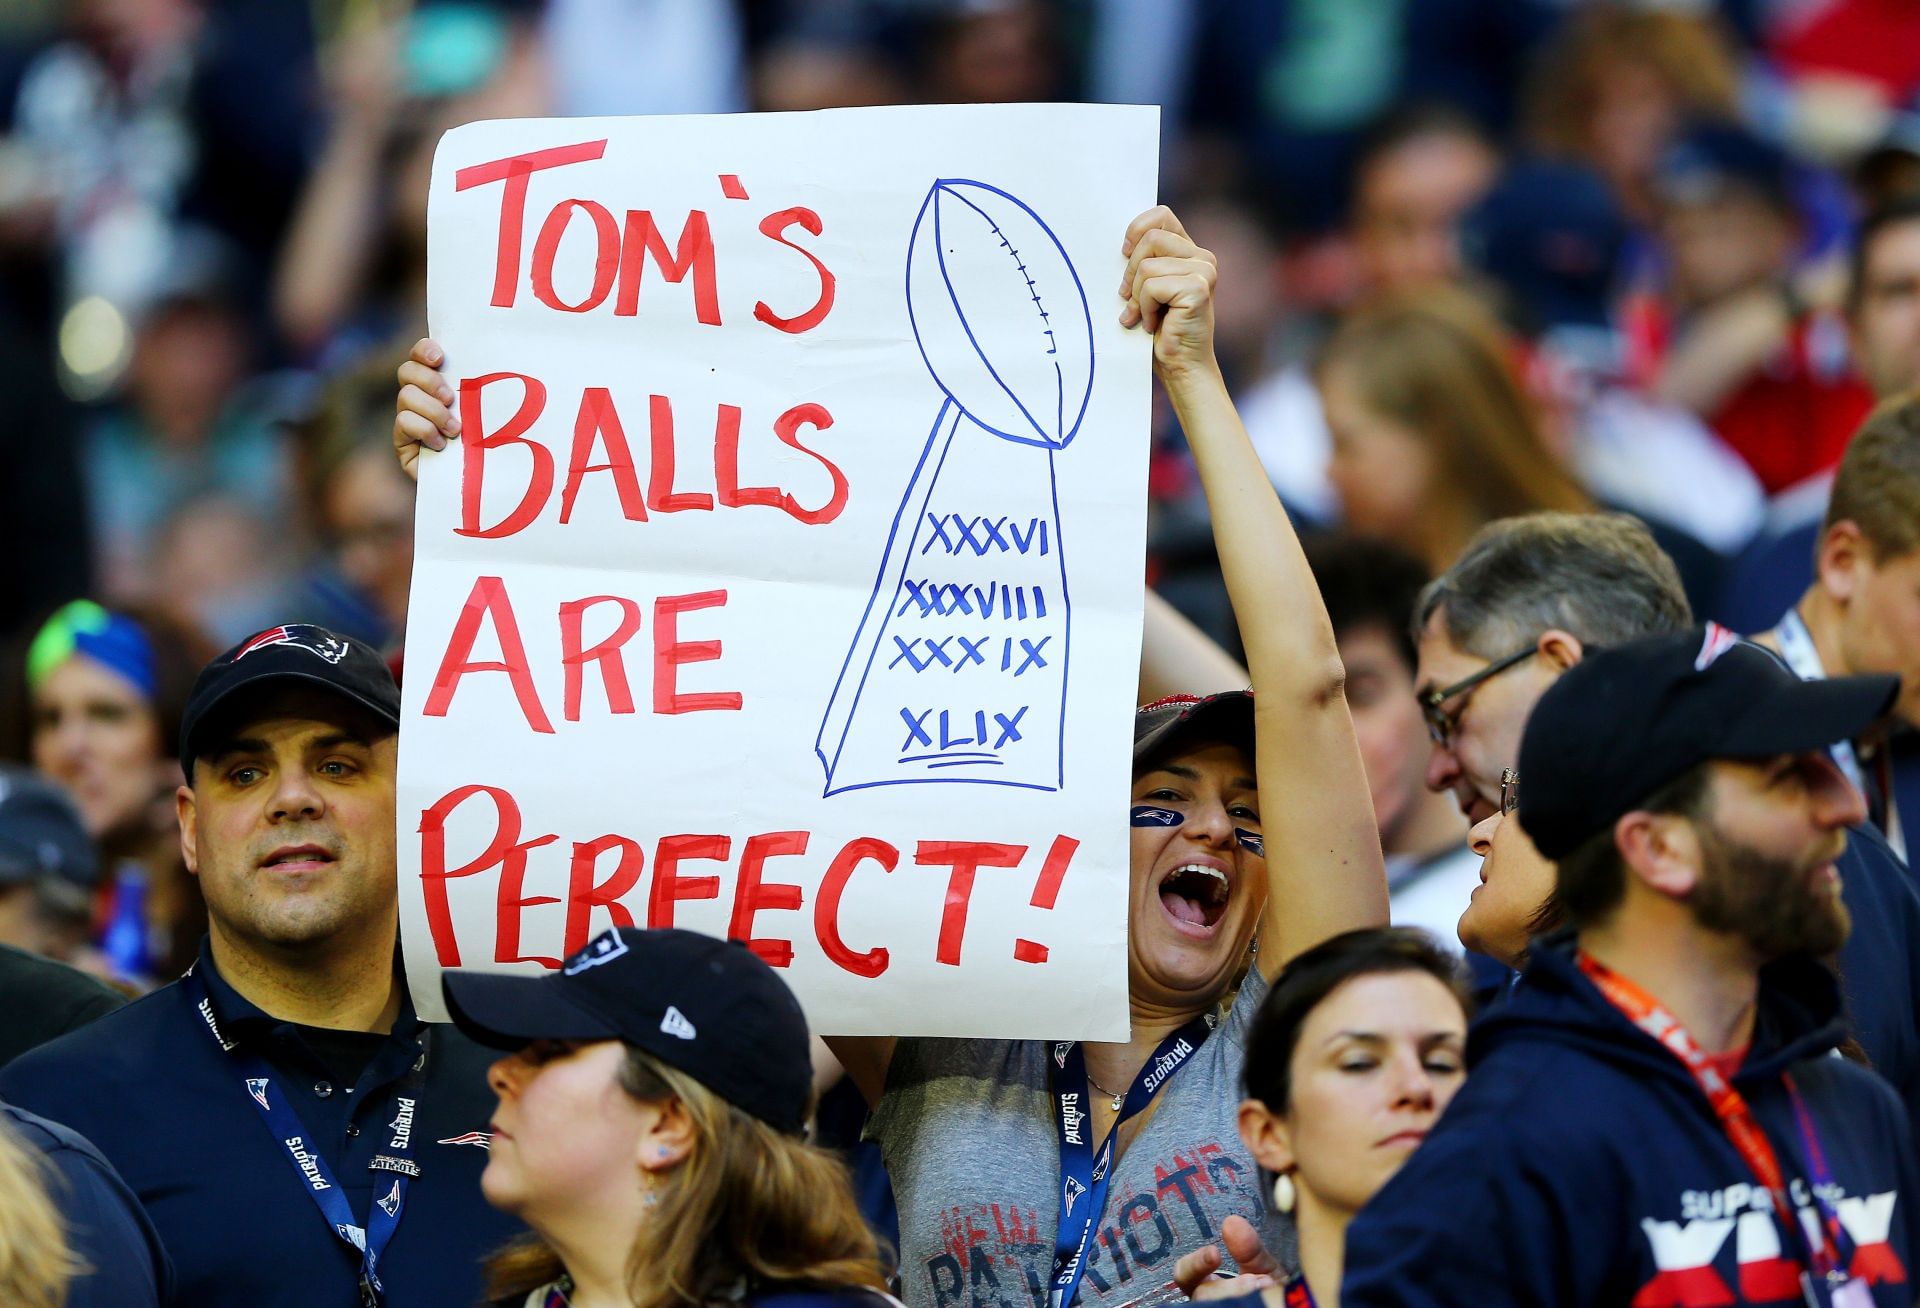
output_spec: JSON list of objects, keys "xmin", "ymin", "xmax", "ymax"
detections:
[
  {"xmin": 1518, "ymin": 626, "xmax": 1898, "ymax": 859},
  {"xmin": 1134, "ymin": 692, "xmax": 1254, "ymax": 768},
  {"xmin": 0, "ymin": 766, "xmax": 98, "ymax": 893},
  {"xmin": 179, "ymin": 625, "xmax": 400, "ymax": 774},
  {"xmin": 443, "ymin": 928, "xmax": 814, "ymax": 1135}
]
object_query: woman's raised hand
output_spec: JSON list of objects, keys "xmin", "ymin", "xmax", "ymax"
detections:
[
  {"xmin": 393, "ymin": 337, "xmax": 460, "ymax": 481},
  {"xmin": 1118, "ymin": 206, "xmax": 1220, "ymax": 384}
]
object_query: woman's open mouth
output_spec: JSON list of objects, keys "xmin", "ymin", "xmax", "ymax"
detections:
[{"xmin": 1158, "ymin": 863, "xmax": 1231, "ymax": 937}]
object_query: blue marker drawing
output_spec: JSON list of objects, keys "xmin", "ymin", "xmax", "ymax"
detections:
[{"xmin": 816, "ymin": 179, "xmax": 1094, "ymax": 797}]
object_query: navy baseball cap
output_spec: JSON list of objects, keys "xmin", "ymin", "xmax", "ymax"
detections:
[
  {"xmin": 1134, "ymin": 692, "xmax": 1254, "ymax": 768},
  {"xmin": 1656, "ymin": 124, "xmax": 1794, "ymax": 212},
  {"xmin": 0, "ymin": 766, "xmax": 98, "ymax": 892},
  {"xmin": 179, "ymin": 625, "xmax": 400, "ymax": 774},
  {"xmin": 1518, "ymin": 626, "xmax": 1898, "ymax": 859},
  {"xmin": 443, "ymin": 928, "xmax": 815, "ymax": 1135}
]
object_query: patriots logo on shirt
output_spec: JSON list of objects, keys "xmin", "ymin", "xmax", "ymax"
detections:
[
  {"xmin": 246, "ymin": 1077, "xmax": 271, "ymax": 1111},
  {"xmin": 233, "ymin": 625, "xmax": 350, "ymax": 664}
]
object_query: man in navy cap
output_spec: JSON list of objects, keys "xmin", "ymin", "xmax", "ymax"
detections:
[
  {"xmin": 0, "ymin": 624, "xmax": 521, "ymax": 1307},
  {"xmin": 1344, "ymin": 627, "xmax": 1920, "ymax": 1307}
]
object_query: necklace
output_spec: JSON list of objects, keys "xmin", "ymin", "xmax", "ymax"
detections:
[{"xmin": 1086, "ymin": 1070, "xmax": 1128, "ymax": 1112}]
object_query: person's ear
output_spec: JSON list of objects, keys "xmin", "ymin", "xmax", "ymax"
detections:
[
  {"xmin": 177, "ymin": 784, "xmax": 200, "ymax": 877},
  {"xmin": 1816, "ymin": 521, "xmax": 1869, "ymax": 606},
  {"xmin": 636, "ymin": 1095, "xmax": 697, "ymax": 1172},
  {"xmin": 1615, "ymin": 810, "xmax": 1702, "ymax": 900},
  {"xmin": 1536, "ymin": 629, "xmax": 1586, "ymax": 673},
  {"xmin": 1236, "ymin": 1097, "xmax": 1294, "ymax": 1178}
]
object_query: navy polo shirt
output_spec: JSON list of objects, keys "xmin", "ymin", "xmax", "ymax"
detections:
[{"xmin": 0, "ymin": 940, "xmax": 523, "ymax": 1307}]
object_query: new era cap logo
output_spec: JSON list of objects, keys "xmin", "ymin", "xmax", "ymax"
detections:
[
  {"xmin": 1695, "ymin": 622, "xmax": 1739, "ymax": 671},
  {"xmin": 233, "ymin": 625, "xmax": 349, "ymax": 664},
  {"xmin": 562, "ymin": 930, "xmax": 629, "ymax": 975},
  {"xmin": 660, "ymin": 1006, "xmax": 697, "ymax": 1040}
]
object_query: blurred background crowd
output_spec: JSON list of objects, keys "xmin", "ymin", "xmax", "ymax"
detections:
[{"xmin": 1, "ymin": 0, "xmax": 1917, "ymax": 990}]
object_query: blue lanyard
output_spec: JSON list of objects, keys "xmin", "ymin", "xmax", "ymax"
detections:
[
  {"xmin": 1047, "ymin": 1014, "xmax": 1215, "ymax": 1308},
  {"xmin": 1782, "ymin": 1074, "xmax": 1860, "ymax": 1302},
  {"xmin": 183, "ymin": 970, "xmax": 421, "ymax": 1306}
]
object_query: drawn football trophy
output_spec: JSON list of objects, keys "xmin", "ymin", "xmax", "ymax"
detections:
[{"xmin": 816, "ymin": 179, "xmax": 1094, "ymax": 797}]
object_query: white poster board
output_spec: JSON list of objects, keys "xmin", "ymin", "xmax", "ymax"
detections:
[{"xmin": 400, "ymin": 104, "xmax": 1157, "ymax": 1037}]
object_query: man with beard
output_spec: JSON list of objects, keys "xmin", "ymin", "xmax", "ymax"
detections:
[
  {"xmin": 0, "ymin": 626, "xmax": 520, "ymax": 1306},
  {"xmin": 1342, "ymin": 627, "xmax": 1920, "ymax": 1307}
]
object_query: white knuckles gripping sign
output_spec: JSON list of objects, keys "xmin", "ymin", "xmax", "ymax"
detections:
[{"xmin": 402, "ymin": 104, "xmax": 1158, "ymax": 1037}]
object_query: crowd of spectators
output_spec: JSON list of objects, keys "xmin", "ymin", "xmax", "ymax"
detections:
[{"xmin": 3, "ymin": 1, "xmax": 1920, "ymax": 1304}]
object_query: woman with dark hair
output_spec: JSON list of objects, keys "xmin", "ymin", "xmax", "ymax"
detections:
[
  {"xmin": 1180, "ymin": 928, "xmax": 1471, "ymax": 1308},
  {"xmin": 444, "ymin": 927, "xmax": 893, "ymax": 1308},
  {"xmin": 14, "ymin": 599, "xmax": 214, "ymax": 978}
]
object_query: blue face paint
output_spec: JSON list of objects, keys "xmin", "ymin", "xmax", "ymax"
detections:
[
  {"xmin": 1235, "ymin": 828, "xmax": 1265, "ymax": 857},
  {"xmin": 1130, "ymin": 805, "xmax": 1184, "ymax": 827}
]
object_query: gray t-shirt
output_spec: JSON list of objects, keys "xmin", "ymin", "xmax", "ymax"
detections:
[{"xmin": 869, "ymin": 967, "xmax": 1291, "ymax": 1308}]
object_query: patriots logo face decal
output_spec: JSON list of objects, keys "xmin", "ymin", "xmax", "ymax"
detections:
[{"xmin": 437, "ymin": 1131, "xmax": 492, "ymax": 1150}]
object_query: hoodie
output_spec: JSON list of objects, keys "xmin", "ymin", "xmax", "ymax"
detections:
[{"xmin": 1343, "ymin": 939, "xmax": 1920, "ymax": 1307}]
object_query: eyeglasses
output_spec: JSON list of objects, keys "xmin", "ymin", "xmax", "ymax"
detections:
[
  {"xmin": 1419, "ymin": 644, "xmax": 1536, "ymax": 747},
  {"xmin": 1499, "ymin": 768, "xmax": 1519, "ymax": 817}
]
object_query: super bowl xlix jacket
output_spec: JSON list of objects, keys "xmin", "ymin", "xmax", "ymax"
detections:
[{"xmin": 1342, "ymin": 937, "xmax": 1920, "ymax": 1307}]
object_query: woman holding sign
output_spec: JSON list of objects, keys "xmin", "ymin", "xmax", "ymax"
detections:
[{"xmin": 394, "ymin": 206, "xmax": 1388, "ymax": 1305}]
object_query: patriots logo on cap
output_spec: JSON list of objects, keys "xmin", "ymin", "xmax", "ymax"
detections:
[
  {"xmin": 562, "ymin": 930, "xmax": 630, "ymax": 976},
  {"xmin": 233, "ymin": 625, "xmax": 350, "ymax": 665},
  {"xmin": 1694, "ymin": 622, "xmax": 1740, "ymax": 671},
  {"xmin": 246, "ymin": 1077, "xmax": 271, "ymax": 1111}
]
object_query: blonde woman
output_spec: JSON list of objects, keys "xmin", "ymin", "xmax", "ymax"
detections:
[
  {"xmin": 444, "ymin": 928, "xmax": 892, "ymax": 1308},
  {"xmin": 1318, "ymin": 287, "xmax": 1592, "ymax": 573},
  {"xmin": 0, "ymin": 1102, "xmax": 171, "ymax": 1306}
]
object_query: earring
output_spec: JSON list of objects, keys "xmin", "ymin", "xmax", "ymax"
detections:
[{"xmin": 1272, "ymin": 1172, "xmax": 1295, "ymax": 1214}]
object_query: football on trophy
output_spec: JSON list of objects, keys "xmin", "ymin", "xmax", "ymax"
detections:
[{"xmin": 905, "ymin": 179, "xmax": 1094, "ymax": 450}]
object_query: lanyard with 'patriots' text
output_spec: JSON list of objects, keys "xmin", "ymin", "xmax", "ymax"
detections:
[
  {"xmin": 1578, "ymin": 953, "xmax": 1867, "ymax": 1308},
  {"xmin": 1047, "ymin": 1013, "xmax": 1215, "ymax": 1308},
  {"xmin": 183, "ymin": 968, "xmax": 424, "ymax": 1307}
]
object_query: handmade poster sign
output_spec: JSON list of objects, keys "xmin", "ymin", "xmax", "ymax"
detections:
[{"xmin": 401, "ymin": 104, "xmax": 1158, "ymax": 1036}]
